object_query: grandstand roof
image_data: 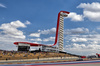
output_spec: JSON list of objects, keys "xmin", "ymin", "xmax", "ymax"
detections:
[{"xmin": 14, "ymin": 42, "xmax": 48, "ymax": 46}]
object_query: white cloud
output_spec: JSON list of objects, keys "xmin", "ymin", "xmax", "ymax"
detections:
[
  {"xmin": 29, "ymin": 28, "xmax": 56, "ymax": 38},
  {"xmin": 65, "ymin": 43, "xmax": 100, "ymax": 55},
  {"xmin": 39, "ymin": 27, "xmax": 56, "ymax": 35},
  {"xmin": 64, "ymin": 27, "xmax": 89, "ymax": 34},
  {"xmin": 77, "ymin": 2, "xmax": 100, "ymax": 12},
  {"xmin": 0, "ymin": 34, "xmax": 27, "ymax": 50},
  {"xmin": 0, "ymin": 20, "xmax": 26, "ymax": 39},
  {"xmin": 30, "ymin": 38, "xmax": 42, "ymax": 41},
  {"xmin": 67, "ymin": 34, "xmax": 100, "ymax": 42},
  {"xmin": 10, "ymin": 20, "xmax": 26, "ymax": 28},
  {"xmin": 77, "ymin": 2, "xmax": 100, "ymax": 22},
  {"xmin": 0, "ymin": 3, "xmax": 6, "ymax": 8},
  {"xmin": 71, "ymin": 38, "xmax": 87, "ymax": 42},
  {"xmin": 36, "ymin": 27, "xmax": 89, "ymax": 36},
  {"xmin": 43, "ymin": 37, "xmax": 55, "ymax": 42},
  {"xmin": 64, "ymin": 32, "xmax": 100, "ymax": 55},
  {"xmin": 25, "ymin": 20, "xmax": 31, "ymax": 25},
  {"xmin": 0, "ymin": 20, "xmax": 28, "ymax": 50},
  {"xmin": 67, "ymin": 2, "xmax": 100, "ymax": 22},
  {"xmin": 73, "ymin": 43, "xmax": 86, "ymax": 48},
  {"xmin": 29, "ymin": 33, "xmax": 40, "ymax": 37},
  {"xmin": 67, "ymin": 12, "xmax": 84, "ymax": 21},
  {"xmin": 96, "ymin": 26, "xmax": 100, "ymax": 30}
]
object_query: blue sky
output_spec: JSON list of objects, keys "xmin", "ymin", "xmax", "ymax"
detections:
[{"xmin": 0, "ymin": 0, "xmax": 100, "ymax": 55}]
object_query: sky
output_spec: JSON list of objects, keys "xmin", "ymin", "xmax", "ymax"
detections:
[{"xmin": 0, "ymin": 0, "xmax": 100, "ymax": 55}]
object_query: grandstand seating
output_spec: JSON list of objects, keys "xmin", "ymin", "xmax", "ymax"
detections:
[{"xmin": 0, "ymin": 50, "xmax": 79, "ymax": 60}]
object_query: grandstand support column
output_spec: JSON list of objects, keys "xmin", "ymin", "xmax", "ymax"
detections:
[{"xmin": 59, "ymin": 12, "xmax": 68, "ymax": 52}]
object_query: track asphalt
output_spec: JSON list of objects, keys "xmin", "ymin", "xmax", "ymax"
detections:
[{"xmin": 0, "ymin": 60, "xmax": 100, "ymax": 66}]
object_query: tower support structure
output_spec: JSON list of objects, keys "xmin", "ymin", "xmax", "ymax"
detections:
[{"xmin": 58, "ymin": 12, "xmax": 68, "ymax": 51}]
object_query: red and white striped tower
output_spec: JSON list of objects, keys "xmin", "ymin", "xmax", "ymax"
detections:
[{"xmin": 59, "ymin": 12, "xmax": 69, "ymax": 51}]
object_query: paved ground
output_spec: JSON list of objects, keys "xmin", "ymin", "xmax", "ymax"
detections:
[
  {"xmin": 56, "ymin": 63, "xmax": 100, "ymax": 66},
  {"xmin": 0, "ymin": 63, "xmax": 100, "ymax": 66},
  {"xmin": 0, "ymin": 60, "xmax": 100, "ymax": 66}
]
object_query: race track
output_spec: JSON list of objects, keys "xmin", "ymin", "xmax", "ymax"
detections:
[{"xmin": 0, "ymin": 60, "xmax": 100, "ymax": 66}]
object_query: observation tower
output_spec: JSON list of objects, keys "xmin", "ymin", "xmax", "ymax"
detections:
[
  {"xmin": 14, "ymin": 11, "xmax": 70, "ymax": 52},
  {"xmin": 58, "ymin": 11, "xmax": 69, "ymax": 51}
]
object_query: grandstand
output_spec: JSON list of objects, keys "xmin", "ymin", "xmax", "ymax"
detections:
[{"xmin": 0, "ymin": 50, "xmax": 80, "ymax": 60}]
